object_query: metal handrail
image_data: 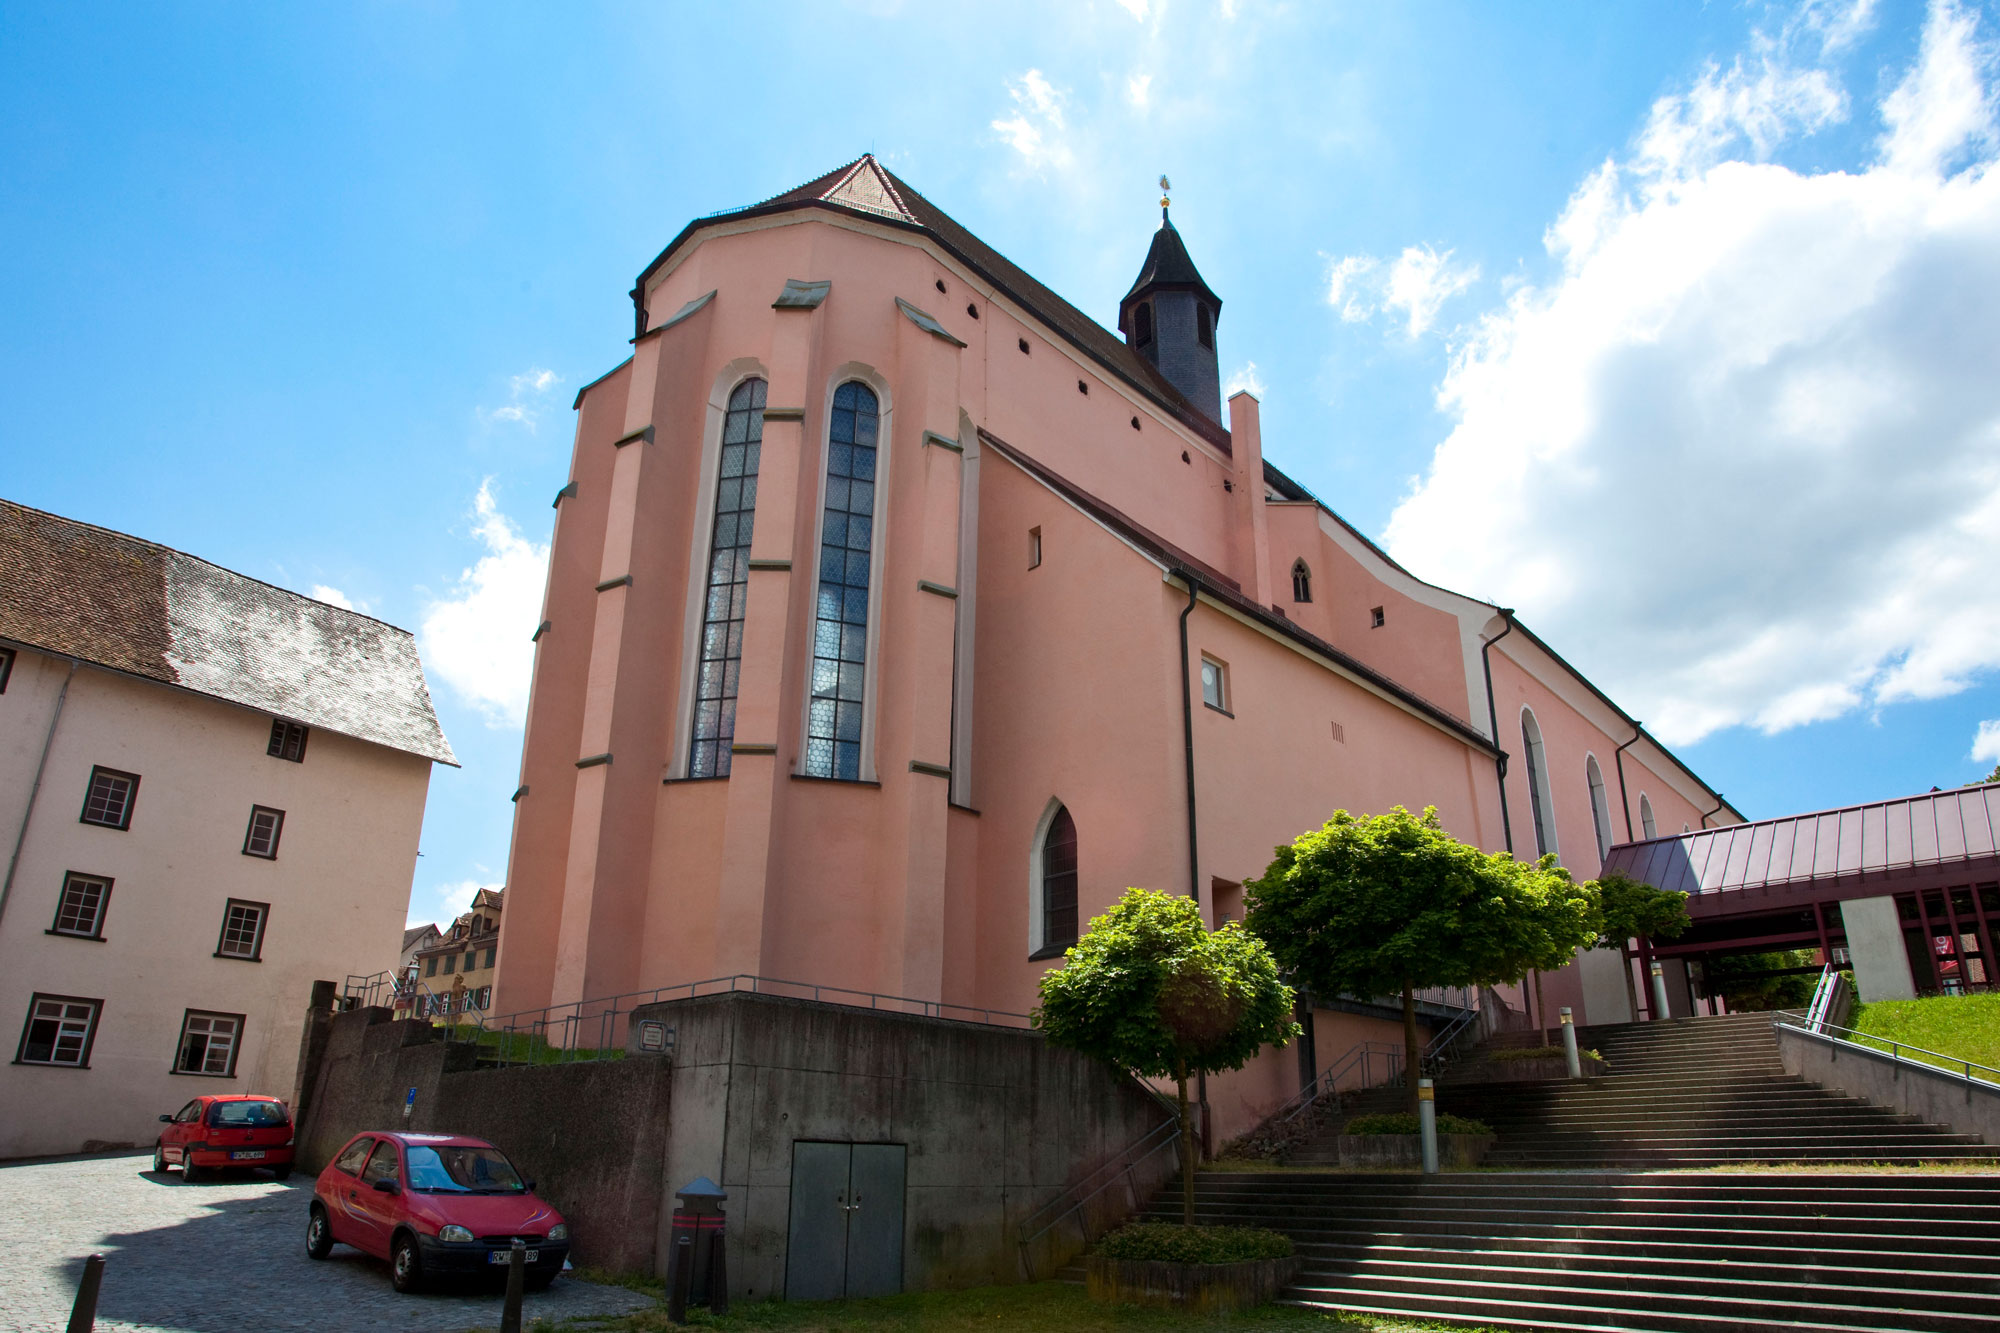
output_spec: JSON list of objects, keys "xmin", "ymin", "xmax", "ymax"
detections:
[
  {"xmin": 1803, "ymin": 966, "xmax": 1839, "ymax": 1032},
  {"xmin": 1420, "ymin": 1005, "xmax": 1482, "ymax": 1078},
  {"xmin": 1015, "ymin": 1111, "xmax": 1181, "ymax": 1281},
  {"xmin": 1774, "ymin": 1015, "xmax": 2000, "ymax": 1089},
  {"xmin": 1277, "ymin": 1041, "xmax": 1406, "ymax": 1127}
]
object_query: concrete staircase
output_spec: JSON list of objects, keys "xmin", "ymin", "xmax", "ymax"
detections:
[{"xmin": 1156, "ymin": 1170, "xmax": 2000, "ymax": 1332}]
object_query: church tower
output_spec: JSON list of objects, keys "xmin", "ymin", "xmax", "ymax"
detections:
[{"xmin": 1117, "ymin": 183, "xmax": 1223, "ymax": 424}]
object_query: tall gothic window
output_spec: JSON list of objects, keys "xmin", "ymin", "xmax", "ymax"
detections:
[
  {"xmin": 1587, "ymin": 755, "xmax": 1613, "ymax": 860},
  {"xmin": 1291, "ymin": 560, "xmax": 1312, "ymax": 603},
  {"xmin": 1640, "ymin": 794, "xmax": 1658, "ymax": 839},
  {"xmin": 804, "ymin": 381, "xmax": 879, "ymax": 780},
  {"xmin": 1042, "ymin": 805, "xmax": 1079, "ymax": 950},
  {"xmin": 1521, "ymin": 708, "xmax": 1558, "ymax": 861},
  {"xmin": 688, "ymin": 378, "xmax": 766, "ymax": 778}
]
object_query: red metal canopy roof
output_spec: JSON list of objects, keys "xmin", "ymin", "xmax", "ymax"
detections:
[{"xmin": 1603, "ymin": 784, "xmax": 2000, "ymax": 906}]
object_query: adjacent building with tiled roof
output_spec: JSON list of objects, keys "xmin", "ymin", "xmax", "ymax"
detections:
[{"xmin": 0, "ymin": 500, "xmax": 454, "ymax": 1159}]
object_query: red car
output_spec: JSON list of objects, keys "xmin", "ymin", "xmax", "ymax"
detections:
[
  {"xmin": 306, "ymin": 1131, "xmax": 570, "ymax": 1292},
  {"xmin": 153, "ymin": 1094, "xmax": 295, "ymax": 1181}
]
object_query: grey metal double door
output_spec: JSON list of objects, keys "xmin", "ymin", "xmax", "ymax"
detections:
[{"xmin": 785, "ymin": 1141, "xmax": 905, "ymax": 1300}]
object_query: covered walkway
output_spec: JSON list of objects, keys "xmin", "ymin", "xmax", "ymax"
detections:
[{"xmin": 1601, "ymin": 783, "xmax": 2000, "ymax": 1004}]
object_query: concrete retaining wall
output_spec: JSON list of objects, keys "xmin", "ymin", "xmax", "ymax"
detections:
[{"xmin": 1775, "ymin": 1024, "xmax": 1999, "ymax": 1147}]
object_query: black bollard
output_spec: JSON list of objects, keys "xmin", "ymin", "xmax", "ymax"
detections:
[
  {"xmin": 500, "ymin": 1240, "xmax": 525, "ymax": 1333},
  {"xmin": 667, "ymin": 1231, "xmax": 695, "ymax": 1324},
  {"xmin": 67, "ymin": 1254, "xmax": 104, "ymax": 1333},
  {"xmin": 706, "ymin": 1229, "xmax": 729, "ymax": 1316}
]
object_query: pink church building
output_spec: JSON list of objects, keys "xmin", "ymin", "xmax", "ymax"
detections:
[{"xmin": 495, "ymin": 157, "xmax": 1741, "ymax": 1139}]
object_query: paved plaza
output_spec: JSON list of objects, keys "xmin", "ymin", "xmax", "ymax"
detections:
[{"xmin": 0, "ymin": 1152, "xmax": 655, "ymax": 1333}]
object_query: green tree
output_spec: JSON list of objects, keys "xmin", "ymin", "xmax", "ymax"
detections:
[
  {"xmin": 1707, "ymin": 949, "xmax": 1817, "ymax": 1011},
  {"xmin": 1035, "ymin": 888, "xmax": 1299, "ymax": 1225},
  {"xmin": 1590, "ymin": 871, "xmax": 1692, "ymax": 950},
  {"xmin": 1246, "ymin": 806, "xmax": 1595, "ymax": 1113}
]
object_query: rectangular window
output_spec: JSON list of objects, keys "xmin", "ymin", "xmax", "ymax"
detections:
[
  {"xmin": 242, "ymin": 806, "xmax": 285, "ymax": 859},
  {"xmin": 79, "ymin": 767, "xmax": 139, "ymax": 830},
  {"xmin": 441, "ymin": 954, "xmax": 454, "ymax": 975},
  {"xmin": 1370, "ymin": 606, "xmax": 1386, "ymax": 628},
  {"xmin": 173, "ymin": 1010, "xmax": 244, "ymax": 1077},
  {"xmin": 483, "ymin": 947, "xmax": 496, "ymax": 969},
  {"xmin": 464, "ymin": 951, "xmax": 477, "ymax": 972},
  {"xmin": 215, "ymin": 900, "xmax": 269, "ymax": 961},
  {"xmin": 1200, "ymin": 657, "xmax": 1228, "ymax": 712},
  {"xmin": 267, "ymin": 719, "xmax": 309, "ymax": 762},
  {"xmin": 805, "ymin": 382, "xmax": 881, "ymax": 781},
  {"xmin": 15, "ymin": 994, "xmax": 101, "ymax": 1067},
  {"xmin": 0, "ymin": 645, "xmax": 14, "ymax": 692},
  {"xmin": 1029, "ymin": 527, "xmax": 1042, "ymax": 569},
  {"xmin": 50, "ymin": 873, "xmax": 112, "ymax": 940},
  {"xmin": 425, "ymin": 956, "xmax": 438, "ymax": 977},
  {"xmin": 688, "ymin": 377, "xmax": 766, "ymax": 779}
]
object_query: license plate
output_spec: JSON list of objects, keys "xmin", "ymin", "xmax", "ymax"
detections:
[
  {"xmin": 230, "ymin": 1150, "xmax": 266, "ymax": 1160},
  {"xmin": 488, "ymin": 1249, "xmax": 538, "ymax": 1264}
]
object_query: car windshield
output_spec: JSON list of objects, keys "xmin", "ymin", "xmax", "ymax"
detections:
[
  {"xmin": 206, "ymin": 1100, "xmax": 288, "ymax": 1127},
  {"xmin": 404, "ymin": 1144, "xmax": 526, "ymax": 1194}
]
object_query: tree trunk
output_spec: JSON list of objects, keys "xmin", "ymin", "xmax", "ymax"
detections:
[
  {"xmin": 1176, "ymin": 1063, "xmax": 1196, "ymax": 1226},
  {"xmin": 1534, "ymin": 969, "xmax": 1549, "ymax": 1046},
  {"xmin": 1402, "ymin": 982, "xmax": 1421, "ymax": 1115}
]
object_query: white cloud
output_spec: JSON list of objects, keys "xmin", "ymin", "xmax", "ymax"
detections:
[
  {"xmin": 310, "ymin": 584, "xmax": 362, "ymax": 612},
  {"xmin": 1973, "ymin": 721, "xmax": 2000, "ymax": 766},
  {"xmin": 1225, "ymin": 362, "xmax": 1267, "ymax": 399},
  {"xmin": 1323, "ymin": 247, "xmax": 1477, "ymax": 336},
  {"xmin": 1384, "ymin": 0, "xmax": 2000, "ymax": 748},
  {"xmin": 485, "ymin": 367, "xmax": 562, "ymax": 428},
  {"xmin": 1116, "ymin": 0, "xmax": 1149, "ymax": 18},
  {"xmin": 992, "ymin": 70, "xmax": 1074, "ymax": 172},
  {"xmin": 420, "ymin": 481, "xmax": 550, "ymax": 728},
  {"xmin": 410, "ymin": 877, "xmax": 491, "ymax": 930},
  {"xmin": 1127, "ymin": 73, "xmax": 1153, "ymax": 108}
]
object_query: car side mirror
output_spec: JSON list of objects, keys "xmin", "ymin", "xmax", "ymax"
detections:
[
  {"xmin": 372, "ymin": 1179, "xmax": 400, "ymax": 1195},
  {"xmin": 159, "ymin": 1114, "xmax": 173, "ymax": 1123}
]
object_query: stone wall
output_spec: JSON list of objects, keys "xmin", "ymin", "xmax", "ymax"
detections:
[
  {"xmin": 290, "ymin": 991, "xmax": 1173, "ymax": 1295},
  {"xmin": 1776, "ymin": 1023, "xmax": 1998, "ymax": 1146}
]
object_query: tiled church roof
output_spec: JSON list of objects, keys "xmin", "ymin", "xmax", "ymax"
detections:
[{"xmin": 0, "ymin": 499, "xmax": 457, "ymax": 766}]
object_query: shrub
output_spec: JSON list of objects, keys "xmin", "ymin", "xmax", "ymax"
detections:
[
  {"xmin": 1343, "ymin": 1111, "xmax": 1493, "ymax": 1136},
  {"xmin": 1097, "ymin": 1223, "xmax": 1293, "ymax": 1265},
  {"xmin": 1487, "ymin": 1044, "xmax": 1601, "ymax": 1062}
]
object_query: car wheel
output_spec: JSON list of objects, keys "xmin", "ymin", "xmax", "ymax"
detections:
[
  {"xmin": 152, "ymin": 1143, "xmax": 167, "ymax": 1174},
  {"xmin": 181, "ymin": 1159, "xmax": 204, "ymax": 1184},
  {"xmin": 390, "ymin": 1233, "xmax": 424, "ymax": 1293},
  {"xmin": 305, "ymin": 1206, "xmax": 334, "ymax": 1260}
]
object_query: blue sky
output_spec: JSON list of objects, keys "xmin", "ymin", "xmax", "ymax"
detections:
[{"xmin": 5, "ymin": 1, "xmax": 1998, "ymax": 927}]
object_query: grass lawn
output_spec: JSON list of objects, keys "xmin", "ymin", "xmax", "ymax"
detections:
[
  {"xmin": 517, "ymin": 1279, "xmax": 1506, "ymax": 1333},
  {"xmin": 1849, "ymin": 993, "xmax": 2000, "ymax": 1075}
]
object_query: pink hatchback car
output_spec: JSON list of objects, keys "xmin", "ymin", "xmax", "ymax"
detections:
[{"xmin": 307, "ymin": 1130, "xmax": 570, "ymax": 1292}]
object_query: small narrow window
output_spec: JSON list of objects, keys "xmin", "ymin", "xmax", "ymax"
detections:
[
  {"xmin": 50, "ymin": 873, "xmax": 112, "ymax": 939},
  {"xmin": 1640, "ymin": 794, "xmax": 1658, "ymax": 839},
  {"xmin": 1292, "ymin": 560, "xmax": 1312, "ymax": 603},
  {"xmin": 1200, "ymin": 657, "xmax": 1228, "ymax": 712},
  {"xmin": 935, "ymin": 278, "xmax": 947, "ymax": 294},
  {"xmin": 1135, "ymin": 302, "xmax": 1154, "ymax": 347},
  {"xmin": 1197, "ymin": 305, "xmax": 1213, "ymax": 349},
  {"xmin": 80, "ymin": 767, "xmax": 139, "ymax": 830},
  {"xmin": 1587, "ymin": 756, "xmax": 1613, "ymax": 860},
  {"xmin": 1130, "ymin": 416, "xmax": 1141, "ymax": 431},
  {"xmin": 16, "ymin": 994, "xmax": 101, "ymax": 1067},
  {"xmin": 1042, "ymin": 805, "xmax": 1079, "ymax": 951},
  {"xmin": 1018, "ymin": 337, "xmax": 1030, "ymax": 354},
  {"xmin": 1521, "ymin": 707, "xmax": 1558, "ymax": 861},
  {"xmin": 0, "ymin": 646, "xmax": 14, "ymax": 692},
  {"xmin": 966, "ymin": 303, "xmax": 979, "ymax": 320},
  {"xmin": 1029, "ymin": 527, "xmax": 1042, "ymax": 569},
  {"xmin": 805, "ymin": 381, "xmax": 881, "ymax": 781},
  {"xmin": 173, "ymin": 1010, "xmax": 244, "ymax": 1077},
  {"xmin": 1370, "ymin": 606, "xmax": 1386, "ymax": 628},
  {"xmin": 1077, "ymin": 380, "xmax": 1088, "ymax": 395},
  {"xmin": 242, "ymin": 806, "xmax": 285, "ymax": 859},
  {"xmin": 216, "ymin": 900, "xmax": 269, "ymax": 961},
  {"xmin": 690, "ymin": 377, "xmax": 767, "ymax": 778},
  {"xmin": 267, "ymin": 720, "xmax": 309, "ymax": 762}
]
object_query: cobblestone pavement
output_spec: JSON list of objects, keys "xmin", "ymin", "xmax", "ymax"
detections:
[{"xmin": 0, "ymin": 1152, "xmax": 656, "ymax": 1332}]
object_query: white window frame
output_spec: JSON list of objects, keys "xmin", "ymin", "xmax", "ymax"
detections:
[
  {"xmin": 1200, "ymin": 655, "xmax": 1229, "ymax": 713},
  {"xmin": 1027, "ymin": 797, "xmax": 1071, "ymax": 957},
  {"xmin": 216, "ymin": 899, "xmax": 268, "ymax": 961},
  {"xmin": 173, "ymin": 1010, "xmax": 243, "ymax": 1077},
  {"xmin": 1639, "ymin": 793, "xmax": 1658, "ymax": 840},
  {"xmin": 51, "ymin": 872, "xmax": 112, "ymax": 939},
  {"xmin": 1586, "ymin": 754, "xmax": 1613, "ymax": 862},
  {"xmin": 17, "ymin": 994, "xmax": 101, "ymax": 1067},
  {"xmin": 242, "ymin": 806, "xmax": 284, "ymax": 859},
  {"xmin": 1520, "ymin": 706, "xmax": 1559, "ymax": 862}
]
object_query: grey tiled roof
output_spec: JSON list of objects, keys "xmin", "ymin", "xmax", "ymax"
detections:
[{"xmin": 0, "ymin": 499, "xmax": 457, "ymax": 766}]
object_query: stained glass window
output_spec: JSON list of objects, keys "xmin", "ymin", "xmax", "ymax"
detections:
[
  {"xmin": 689, "ymin": 378, "xmax": 766, "ymax": 778},
  {"xmin": 804, "ymin": 381, "xmax": 880, "ymax": 781}
]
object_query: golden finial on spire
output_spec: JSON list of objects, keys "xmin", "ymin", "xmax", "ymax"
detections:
[{"xmin": 1159, "ymin": 174, "xmax": 1172, "ymax": 214}]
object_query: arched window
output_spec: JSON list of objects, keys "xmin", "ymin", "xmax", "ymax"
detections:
[
  {"xmin": 1041, "ymin": 805, "xmax": 1079, "ymax": 951},
  {"xmin": 1134, "ymin": 302, "xmax": 1153, "ymax": 348},
  {"xmin": 1586, "ymin": 755, "xmax": 1613, "ymax": 861},
  {"xmin": 1640, "ymin": 794, "xmax": 1657, "ymax": 839},
  {"xmin": 688, "ymin": 378, "xmax": 766, "ymax": 778},
  {"xmin": 1520, "ymin": 707, "xmax": 1558, "ymax": 861},
  {"xmin": 804, "ymin": 381, "xmax": 880, "ymax": 781},
  {"xmin": 1291, "ymin": 560, "xmax": 1312, "ymax": 603}
]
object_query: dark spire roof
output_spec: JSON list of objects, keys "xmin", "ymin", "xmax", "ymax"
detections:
[{"xmin": 1122, "ymin": 214, "xmax": 1219, "ymax": 309}]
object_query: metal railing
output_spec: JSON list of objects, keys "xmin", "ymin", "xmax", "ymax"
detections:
[
  {"xmin": 1015, "ymin": 1088, "xmax": 1181, "ymax": 1281},
  {"xmin": 341, "ymin": 971, "xmax": 1033, "ymax": 1068},
  {"xmin": 1774, "ymin": 1015, "xmax": 2000, "ymax": 1090},
  {"xmin": 1420, "ymin": 1004, "xmax": 1483, "ymax": 1078},
  {"xmin": 1273, "ymin": 1041, "xmax": 1406, "ymax": 1129},
  {"xmin": 1803, "ymin": 966, "xmax": 1840, "ymax": 1032}
]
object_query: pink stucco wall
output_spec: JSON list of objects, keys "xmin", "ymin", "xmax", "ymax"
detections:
[{"xmin": 495, "ymin": 204, "xmax": 1735, "ymax": 1143}]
